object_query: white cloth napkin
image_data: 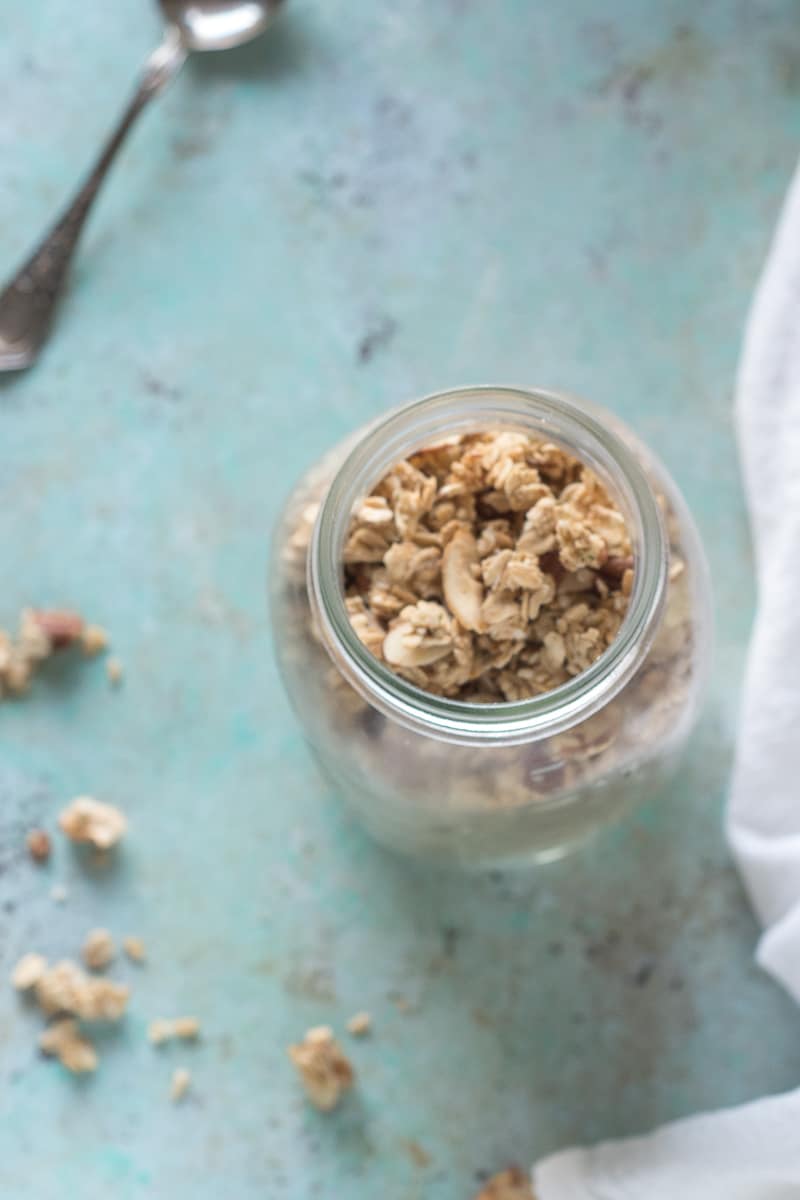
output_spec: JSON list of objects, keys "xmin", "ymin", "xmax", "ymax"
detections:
[{"xmin": 533, "ymin": 166, "xmax": 800, "ymax": 1198}]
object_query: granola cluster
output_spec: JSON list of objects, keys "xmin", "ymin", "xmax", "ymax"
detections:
[
  {"xmin": 12, "ymin": 952, "xmax": 130, "ymax": 1074},
  {"xmin": 0, "ymin": 608, "xmax": 111, "ymax": 699},
  {"xmin": 474, "ymin": 1168, "xmax": 536, "ymax": 1199},
  {"xmin": 59, "ymin": 796, "xmax": 128, "ymax": 850},
  {"xmin": 343, "ymin": 432, "xmax": 633, "ymax": 701},
  {"xmin": 288, "ymin": 1025, "xmax": 355, "ymax": 1111}
]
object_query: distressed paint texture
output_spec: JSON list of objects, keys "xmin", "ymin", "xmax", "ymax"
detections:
[{"xmin": 0, "ymin": 2, "xmax": 799, "ymax": 1197}]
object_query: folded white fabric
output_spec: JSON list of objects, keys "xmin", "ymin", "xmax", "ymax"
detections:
[
  {"xmin": 532, "ymin": 167, "xmax": 800, "ymax": 1198},
  {"xmin": 534, "ymin": 1086, "xmax": 800, "ymax": 1199},
  {"xmin": 729, "ymin": 162, "xmax": 800, "ymax": 1002}
]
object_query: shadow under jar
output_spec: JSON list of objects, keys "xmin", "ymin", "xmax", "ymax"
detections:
[{"xmin": 271, "ymin": 386, "xmax": 712, "ymax": 868}]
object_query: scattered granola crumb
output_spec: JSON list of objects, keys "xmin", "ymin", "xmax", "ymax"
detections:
[
  {"xmin": 81, "ymin": 624, "xmax": 109, "ymax": 656},
  {"xmin": 23, "ymin": 609, "xmax": 84, "ymax": 652},
  {"xmin": 474, "ymin": 1167, "xmax": 535, "ymax": 1199},
  {"xmin": 26, "ymin": 828, "xmax": 51, "ymax": 863},
  {"xmin": 288, "ymin": 1026, "xmax": 355, "ymax": 1111},
  {"xmin": 40, "ymin": 1018, "xmax": 98, "ymax": 1074},
  {"xmin": 11, "ymin": 952, "xmax": 48, "ymax": 991},
  {"xmin": 346, "ymin": 1011, "xmax": 371, "ymax": 1037},
  {"xmin": 34, "ymin": 960, "xmax": 129, "ymax": 1021},
  {"xmin": 82, "ymin": 928, "xmax": 115, "ymax": 971},
  {"xmin": 172, "ymin": 1016, "xmax": 200, "ymax": 1039},
  {"xmin": 148, "ymin": 1016, "xmax": 201, "ymax": 1045},
  {"xmin": 0, "ymin": 608, "xmax": 103, "ymax": 700},
  {"xmin": 50, "ymin": 884, "xmax": 69, "ymax": 904},
  {"xmin": 170, "ymin": 1066, "xmax": 191, "ymax": 1102},
  {"xmin": 122, "ymin": 936, "xmax": 146, "ymax": 963},
  {"xmin": 391, "ymin": 993, "xmax": 412, "ymax": 1014},
  {"xmin": 59, "ymin": 796, "xmax": 127, "ymax": 850},
  {"xmin": 106, "ymin": 657, "xmax": 124, "ymax": 686}
]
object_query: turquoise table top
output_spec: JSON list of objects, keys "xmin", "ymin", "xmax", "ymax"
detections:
[{"xmin": 2, "ymin": 3, "xmax": 800, "ymax": 1197}]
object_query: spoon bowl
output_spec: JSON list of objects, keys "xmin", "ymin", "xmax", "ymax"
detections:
[{"xmin": 159, "ymin": 0, "xmax": 284, "ymax": 52}]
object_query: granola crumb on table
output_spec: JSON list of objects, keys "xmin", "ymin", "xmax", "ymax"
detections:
[
  {"xmin": 346, "ymin": 1011, "xmax": 372, "ymax": 1037},
  {"xmin": 343, "ymin": 431, "xmax": 634, "ymax": 701},
  {"xmin": 26, "ymin": 829, "xmax": 51, "ymax": 863},
  {"xmin": 81, "ymin": 624, "xmax": 109, "ymax": 656},
  {"xmin": 122, "ymin": 935, "xmax": 146, "ymax": 963},
  {"xmin": 288, "ymin": 1025, "xmax": 355, "ymax": 1111},
  {"xmin": 0, "ymin": 608, "xmax": 109, "ymax": 700},
  {"xmin": 59, "ymin": 796, "xmax": 128, "ymax": 850},
  {"xmin": 474, "ymin": 1167, "xmax": 536, "ymax": 1199},
  {"xmin": 82, "ymin": 928, "xmax": 115, "ymax": 971},
  {"xmin": 170, "ymin": 1066, "xmax": 192, "ymax": 1102},
  {"xmin": 148, "ymin": 1016, "xmax": 201, "ymax": 1045},
  {"xmin": 39, "ymin": 1018, "xmax": 98, "ymax": 1075},
  {"xmin": 106, "ymin": 656, "xmax": 124, "ymax": 686},
  {"xmin": 33, "ymin": 959, "xmax": 129, "ymax": 1021},
  {"xmin": 11, "ymin": 952, "xmax": 48, "ymax": 991}
]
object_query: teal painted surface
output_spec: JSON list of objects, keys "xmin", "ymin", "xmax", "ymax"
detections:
[{"xmin": 0, "ymin": 2, "xmax": 799, "ymax": 1196}]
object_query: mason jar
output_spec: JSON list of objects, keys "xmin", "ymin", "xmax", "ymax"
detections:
[{"xmin": 270, "ymin": 386, "xmax": 712, "ymax": 868}]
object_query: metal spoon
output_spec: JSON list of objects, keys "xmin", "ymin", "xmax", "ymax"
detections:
[{"xmin": 0, "ymin": 1, "xmax": 283, "ymax": 371}]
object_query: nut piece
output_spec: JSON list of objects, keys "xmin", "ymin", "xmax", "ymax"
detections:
[
  {"xmin": 81, "ymin": 624, "xmax": 109, "ymax": 656},
  {"xmin": 346, "ymin": 1011, "xmax": 372, "ymax": 1037},
  {"xmin": 40, "ymin": 1018, "xmax": 98, "ymax": 1074},
  {"xmin": 122, "ymin": 936, "xmax": 146, "ymax": 963},
  {"xmin": 11, "ymin": 952, "xmax": 48, "ymax": 991},
  {"xmin": 23, "ymin": 609, "xmax": 84, "ymax": 652},
  {"xmin": 474, "ymin": 1168, "xmax": 535, "ymax": 1199},
  {"xmin": 59, "ymin": 796, "xmax": 127, "ymax": 850},
  {"xmin": 148, "ymin": 1016, "xmax": 201, "ymax": 1045},
  {"xmin": 34, "ymin": 960, "xmax": 129, "ymax": 1021},
  {"xmin": 82, "ymin": 928, "xmax": 115, "ymax": 971},
  {"xmin": 288, "ymin": 1025, "xmax": 355, "ymax": 1111},
  {"xmin": 442, "ymin": 529, "xmax": 484, "ymax": 632},
  {"xmin": 0, "ymin": 608, "xmax": 111, "ymax": 702},
  {"xmin": 170, "ymin": 1066, "xmax": 191, "ymax": 1102},
  {"xmin": 106, "ymin": 657, "xmax": 124, "ymax": 686},
  {"xmin": 26, "ymin": 829, "xmax": 51, "ymax": 863}
]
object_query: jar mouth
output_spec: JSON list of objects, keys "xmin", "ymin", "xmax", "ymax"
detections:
[{"xmin": 310, "ymin": 386, "xmax": 668, "ymax": 746}]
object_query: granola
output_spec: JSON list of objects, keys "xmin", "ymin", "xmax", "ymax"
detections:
[
  {"xmin": 148, "ymin": 1016, "xmax": 201, "ymax": 1045},
  {"xmin": 0, "ymin": 608, "xmax": 108, "ymax": 699},
  {"xmin": 59, "ymin": 796, "xmax": 128, "ymax": 850},
  {"xmin": 26, "ymin": 829, "xmax": 51, "ymax": 863},
  {"xmin": 81, "ymin": 624, "xmax": 109, "ymax": 655},
  {"xmin": 346, "ymin": 1011, "xmax": 371, "ymax": 1036},
  {"xmin": 34, "ymin": 959, "xmax": 129, "ymax": 1020},
  {"xmin": 288, "ymin": 1025, "xmax": 355, "ymax": 1111},
  {"xmin": 474, "ymin": 1167, "xmax": 535, "ymax": 1199},
  {"xmin": 343, "ymin": 432, "xmax": 633, "ymax": 701},
  {"xmin": 11, "ymin": 952, "xmax": 48, "ymax": 991},
  {"xmin": 82, "ymin": 928, "xmax": 115, "ymax": 971},
  {"xmin": 106, "ymin": 656, "xmax": 124, "ymax": 686},
  {"xmin": 170, "ymin": 1066, "xmax": 192, "ymax": 1102},
  {"xmin": 40, "ymin": 1018, "xmax": 98, "ymax": 1075},
  {"xmin": 122, "ymin": 936, "xmax": 147, "ymax": 963}
]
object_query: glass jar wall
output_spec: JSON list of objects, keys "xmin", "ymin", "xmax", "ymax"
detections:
[{"xmin": 270, "ymin": 387, "xmax": 711, "ymax": 868}]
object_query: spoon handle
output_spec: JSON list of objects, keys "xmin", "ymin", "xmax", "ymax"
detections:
[{"xmin": 0, "ymin": 28, "xmax": 187, "ymax": 371}]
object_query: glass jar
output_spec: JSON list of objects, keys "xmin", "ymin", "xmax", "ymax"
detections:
[{"xmin": 270, "ymin": 386, "xmax": 712, "ymax": 868}]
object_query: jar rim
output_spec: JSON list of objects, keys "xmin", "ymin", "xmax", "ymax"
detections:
[{"xmin": 310, "ymin": 385, "xmax": 668, "ymax": 746}]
